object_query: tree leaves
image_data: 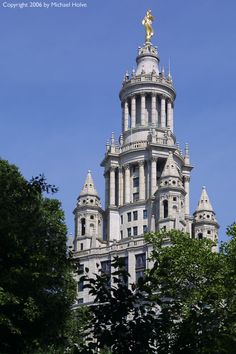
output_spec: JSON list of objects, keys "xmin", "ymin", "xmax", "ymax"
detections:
[{"xmin": 0, "ymin": 159, "xmax": 76, "ymax": 354}]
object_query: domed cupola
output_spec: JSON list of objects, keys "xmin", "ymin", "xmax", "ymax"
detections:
[{"xmin": 119, "ymin": 10, "xmax": 176, "ymax": 147}]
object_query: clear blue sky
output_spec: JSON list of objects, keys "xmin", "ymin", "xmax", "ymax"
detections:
[{"xmin": 0, "ymin": 0, "xmax": 236, "ymax": 242}]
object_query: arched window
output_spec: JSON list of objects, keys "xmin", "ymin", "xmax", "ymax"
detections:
[
  {"xmin": 81, "ymin": 218, "xmax": 86, "ymax": 236},
  {"xmin": 163, "ymin": 200, "xmax": 168, "ymax": 218},
  {"xmin": 198, "ymin": 233, "xmax": 203, "ymax": 240}
]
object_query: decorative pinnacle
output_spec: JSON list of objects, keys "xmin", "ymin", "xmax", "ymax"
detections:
[
  {"xmin": 185, "ymin": 143, "xmax": 189, "ymax": 156},
  {"xmin": 111, "ymin": 132, "xmax": 115, "ymax": 145},
  {"xmin": 142, "ymin": 9, "xmax": 154, "ymax": 44}
]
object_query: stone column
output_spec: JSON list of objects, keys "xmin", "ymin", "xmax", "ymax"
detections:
[
  {"xmin": 161, "ymin": 95, "xmax": 166, "ymax": 128},
  {"xmin": 141, "ymin": 93, "xmax": 146, "ymax": 126},
  {"xmin": 121, "ymin": 103, "xmax": 124, "ymax": 132},
  {"xmin": 109, "ymin": 167, "xmax": 116, "ymax": 206},
  {"xmin": 184, "ymin": 176, "xmax": 190, "ymax": 215},
  {"xmin": 167, "ymin": 99, "xmax": 172, "ymax": 128},
  {"xmin": 131, "ymin": 95, "xmax": 136, "ymax": 128},
  {"xmin": 151, "ymin": 157, "xmax": 157, "ymax": 195},
  {"xmin": 151, "ymin": 93, "xmax": 157, "ymax": 126},
  {"xmin": 170, "ymin": 102, "xmax": 174, "ymax": 132},
  {"xmin": 124, "ymin": 164, "xmax": 130, "ymax": 204},
  {"xmin": 124, "ymin": 100, "xmax": 129, "ymax": 131},
  {"xmin": 139, "ymin": 161, "xmax": 145, "ymax": 200},
  {"xmin": 104, "ymin": 172, "xmax": 109, "ymax": 209},
  {"xmin": 118, "ymin": 167, "xmax": 123, "ymax": 206}
]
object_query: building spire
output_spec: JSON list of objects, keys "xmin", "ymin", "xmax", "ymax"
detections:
[
  {"xmin": 80, "ymin": 170, "xmax": 99, "ymax": 198},
  {"xmin": 161, "ymin": 152, "xmax": 179, "ymax": 178},
  {"xmin": 196, "ymin": 186, "xmax": 214, "ymax": 212}
]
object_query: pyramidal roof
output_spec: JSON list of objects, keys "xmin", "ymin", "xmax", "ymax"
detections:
[
  {"xmin": 80, "ymin": 170, "xmax": 99, "ymax": 198},
  {"xmin": 161, "ymin": 152, "xmax": 180, "ymax": 178},
  {"xmin": 196, "ymin": 186, "xmax": 213, "ymax": 212}
]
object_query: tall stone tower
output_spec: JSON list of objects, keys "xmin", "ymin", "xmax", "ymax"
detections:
[{"xmin": 73, "ymin": 11, "xmax": 219, "ymax": 304}]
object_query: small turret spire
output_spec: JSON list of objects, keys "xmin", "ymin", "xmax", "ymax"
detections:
[
  {"xmin": 184, "ymin": 143, "xmax": 190, "ymax": 164},
  {"xmin": 80, "ymin": 170, "xmax": 99, "ymax": 198},
  {"xmin": 196, "ymin": 186, "xmax": 214, "ymax": 212},
  {"xmin": 161, "ymin": 152, "xmax": 179, "ymax": 178}
]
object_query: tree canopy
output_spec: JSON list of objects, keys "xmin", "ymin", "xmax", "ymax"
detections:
[
  {"xmin": 0, "ymin": 159, "xmax": 76, "ymax": 354},
  {"xmin": 73, "ymin": 227, "xmax": 236, "ymax": 354}
]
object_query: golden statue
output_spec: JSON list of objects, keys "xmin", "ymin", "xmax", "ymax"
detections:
[{"xmin": 142, "ymin": 9, "xmax": 154, "ymax": 43}]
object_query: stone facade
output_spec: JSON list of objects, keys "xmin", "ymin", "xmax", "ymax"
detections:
[{"xmin": 73, "ymin": 26, "xmax": 219, "ymax": 304}]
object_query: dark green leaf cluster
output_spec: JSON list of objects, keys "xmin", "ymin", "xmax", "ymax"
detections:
[
  {"xmin": 74, "ymin": 257, "xmax": 160, "ymax": 354},
  {"xmin": 72, "ymin": 228, "xmax": 236, "ymax": 354},
  {"xmin": 0, "ymin": 159, "xmax": 76, "ymax": 354}
]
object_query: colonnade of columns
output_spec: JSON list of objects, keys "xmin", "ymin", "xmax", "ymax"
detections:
[
  {"xmin": 122, "ymin": 93, "xmax": 173, "ymax": 132},
  {"xmin": 105, "ymin": 158, "xmax": 158, "ymax": 208}
]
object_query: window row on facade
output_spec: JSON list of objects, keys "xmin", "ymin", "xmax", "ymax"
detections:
[
  {"xmin": 77, "ymin": 253, "xmax": 146, "ymax": 295},
  {"xmin": 120, "ymin": 209, "xmax": 147, "ymax": 224}
]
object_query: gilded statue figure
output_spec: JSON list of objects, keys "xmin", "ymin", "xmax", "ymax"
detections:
[{"xmin": 142, "ymin": 9, "xmax": 154, "ymax": 43}]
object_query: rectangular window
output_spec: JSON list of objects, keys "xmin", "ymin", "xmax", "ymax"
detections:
[
  {"xmin": 127, "ymin": 212, "xmax": 131, "ymax": 222},
  {"xmin": 119, "ymin": 256, "xmax": 128, "ymax": 287},
  {"xmin": 133, "ymin": 210, "xmax": 138, "ymax": 220},
  {"xmin": 143, "ymin": 225, "xmax": 148, "ymax": 234},
  {"xmin": 133, "ymin": 226, "xmax": 138, "ymax": 236},
  {"xmin": 133, "ymin": 177, "xmax": 139, "ymax": 188},
  {"xmin": 136, "ymin": 253, "xmax": 146, "ymax": 269},
  {"xmin": 101, "ymin": 260, "xmax": 111, "ymax": 275},
  {"xmin": 121, "ymin": 215, "xmax": 123, "ymax": 224},
  {"xmin": 135, "ymin": 253, "xmax": 146, "ymax": 282},
  {"xmin": 133, "ymin": 193, "xmax": 139, "ymax": 202},
  {"xmin": 78, "ymin": 279, "xmax": 84, "ymax": 292},
  {"xmin": 143, "ymin": 210, "xmax": 147, "ymax": 219},
  {"xmin": 136, "ymin": 270, "xmax": 145, "ymax": 282},
  {"xmin": 127, "ymin": 228, "xmax": 131, "ymax": 237},
  {"xmin": 101, "ymin": 260, "xmax": 111, "ymax": 287},
  {"xmin": 120, "ymin": 230, "xmax": 123, "ymax": 239},
  {"xmin": 78, "ymin": 264, "xmax": 84, "ymax": 275},
  {"xmin": 80, "ymin": 243, "xmax": 83, "ymax": 251},
  {"xmin": 78, "ymin": 298, "xmax": 84, "ymax": 304}
]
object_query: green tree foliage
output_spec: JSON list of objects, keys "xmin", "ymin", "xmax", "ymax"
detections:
[
  {"xmin": 0, "ymin": 159, "xmax": 76, "ymax": 354},
  {"xmin": 146, "ymin": 229, "xmax": 234, "ymax": 353},
  {"xmin": 75, "ymin": 257, "xmax": 159, "ymax": 354},
  {"xmin": 73, "ymin": 227, "xmax": 236, "ymax": 354}
]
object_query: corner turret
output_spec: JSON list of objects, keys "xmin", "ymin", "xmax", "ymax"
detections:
[
  {"xmin": 193, "ymin": 187, "xmax": 219, "ymax": 248},
  {"xmin": 73, "ymin": 171, "xmax": 104, "ymax": 252},
  {"xmin": 155, "ymin": 152, "xmax": 186, "ymax": 231}
]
